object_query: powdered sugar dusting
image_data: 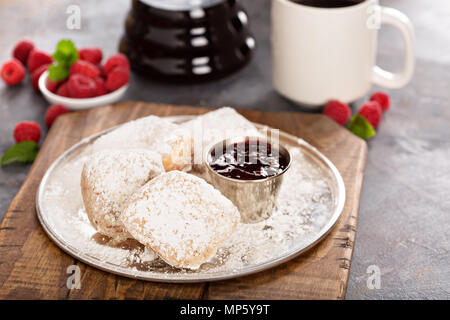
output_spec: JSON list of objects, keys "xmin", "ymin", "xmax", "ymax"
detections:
[
  {"xmin": 93, "ymin": 115, "xmax": 191, "ymax": 171},
  {"xmin": 207, "ymin": 146, "xmax": 333, "ymax": 272},
  {"xmin": 81, "ymin": 149, "xmax": 164, "ymax": 240},
  {"xmin": 121, "ymin": 171, "xmax": 240, "ymax": 269},
  {"xmin": 40, "ymin": 116, "xmax": 337, "ymax": 280},
  {"xmin": 182, "ymin": 107, "xmax": 262, "ymax": 179}
]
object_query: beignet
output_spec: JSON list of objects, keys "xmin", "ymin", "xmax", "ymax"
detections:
[
  {"xmin": 81, "ymin": 149, "xmax": 164, "ymax": 241},
  {"xmin": 120, "ymin": 170, "xmax": 240, "ymax": 269},
  {"xmin": 93, "ymin": 115, "xmax": 191, "ymax": 172},
  {"xmin": 182, "ymin": 107, "xmax": 261, "ymax": 179}
]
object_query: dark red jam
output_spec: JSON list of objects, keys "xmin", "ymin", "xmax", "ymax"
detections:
[{"xmin": 209, "ymin": 138, "xmax": 289, "ymax": 180}]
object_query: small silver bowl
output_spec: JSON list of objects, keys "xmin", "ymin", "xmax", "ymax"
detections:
[{"xmin": 205, "ymin": 136, "xmax": 292, "ymax": 224}]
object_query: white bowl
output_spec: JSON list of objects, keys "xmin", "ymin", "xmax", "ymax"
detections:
[{"xmin": 38, "ymin": 70, "xmax": 129, "ymax": 111}]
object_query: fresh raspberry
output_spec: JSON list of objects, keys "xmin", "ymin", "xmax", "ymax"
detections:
[
  {"xmin": 103, "ymin": 53, "xmax": 130, "ymax": 75},
  {"xmin": 67, "ymin": 74, "xmax": 97, "ymax": 98},
  {"xmin": 358, "ymin": 101, "xmax": 382, "ymax": 129},
  {"xmin": 1, "ymin": 59, "xmax": 26, "ymax": 86},
  {"xmin": 94, "ymin": 77, "xmax": 108, "ymax": 96},
  {"xmin": 31, "ymin": 63, "xmax": 50, "ymax": 90},
  {"xmin": 322, "ymin": 100, "xmax": 351, "ymax": 126},
  {"xmin": 79, "ymin": 47, "xmax": 103, "ymax": 65},
  {"xmin": 27, "ymin": 49, "xmax": 53, "ymax": 73},
  {"xmin": 97, "ymin": 64, "xmax": 105, "ymax": 77},
  {"xmin": 370, "ymin": 91, "xmax": 390, "ymax": 112},
  {"xmin": 56, "ymin": 81, "xmax": 70, "ymax": 97},
  {"xmin": 13, "ymin": 121, "xmax": 41, "ymax": 143},
  {"xmin": 105, "ymin": 67, "xmax": 129, "ymax": 92},
  {"xmin": 45, "ymin": 77, "xmax": 61, "ymax": 93},
  {"xmin": 69, "ymin": 60, "xmax": 100, "ymax": 79},
  {"xmin": 12, "ymin": 40, "xmax": 35, "ymax": 65},
  {"xmin": 45, "ymin": 104, "xmax": 69, "ymax": 128}
]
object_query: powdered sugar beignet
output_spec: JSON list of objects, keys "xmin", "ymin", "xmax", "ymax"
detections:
[
  {"xmin": 81, "ymin": 149, "xmax": 164, "ymax": 241},
  {"xmin": 181, "ymin": 107, "xmax": 262, "ymax": 180},
  {"xmin": 92, "ymin": 115, "xmax": 191, "ymax": 172},
  {"xmin": 120, "ymin": 171, "xmax": 240, "ymax": 269}
]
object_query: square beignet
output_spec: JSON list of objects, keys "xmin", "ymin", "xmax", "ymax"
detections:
[
  {"xmin": 81, "ymin": 149, "xmax": 164, "ymax": 241},
  {"xmin": 181, "ymin": 107, "xmax": 262, "ymax": 180},
  {"xmin": 120, "ymin": 170, "xmax": 240, "ymax": 269},
  {"xmin": 92, "ymin": 115, "xmax": 191, "ymax": 172}
]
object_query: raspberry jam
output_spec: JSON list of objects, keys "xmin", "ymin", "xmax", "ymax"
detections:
[{"xmin": 209, "ymin": 138, "xmax": 289, "ymax": 180}]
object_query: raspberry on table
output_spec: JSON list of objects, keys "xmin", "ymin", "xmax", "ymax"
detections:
[
  {"xmin": 13, "ymin": 121, "xmax": 42, "ymax": 143},
  {"xmin": 105, "ymin": 67, "xmax": 129, "ymax": 92},
  {"xmin": 45, "ymin": 104, "xmax": 70, "ymax": 128},
  {"xmin": 79, "ymin": 47, "xmax": 103, "ymax": 65},
  {"xmin": 370, "ymin": 91, "xmax": 390, "ymax": 112},
  {"xmin": 31, "ymin": 63, "xmax": 50, "ymax": 90},
  {"xmin": 1, "ymin": 59, "xmax": 26, "ymax": 86},
  {"xmin": 12, "ymin": 40, "xmax": 35, "ymax": 65},
  {"xmin": 322, "ymin": 100, "xmax": 352, "ymax": 126},
  {"xmin": 358, "ymin": 101, "xmax": 382, "ymax": 129},
  {"xmin": 69, "ymin": 60, "xmax": 100, "ymax": 79},
  {"xmin": 67, "ymin": 74, "xmax": 97, "ymax": 98},
  {"xmin": 27, "ymin": 49, "xmax": 53, "ymax": 73},
  {"xmin": 103, "ymin": 53, "xmax": 130, "ymax": 75}
]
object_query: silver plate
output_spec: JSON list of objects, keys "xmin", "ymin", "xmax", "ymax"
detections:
[{"xmin": 36, "ymin": 116, "xmax": 345, "ymax": 283}]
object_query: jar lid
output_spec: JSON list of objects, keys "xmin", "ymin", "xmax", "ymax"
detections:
[{"xmin": 139, "ymin": 0, "xmax": 225, "ymax": 11}]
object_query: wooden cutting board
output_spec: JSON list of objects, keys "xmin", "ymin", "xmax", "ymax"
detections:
[{"xmin": 0, "ymin": 101, "xmax": 367, "ymax": 300}]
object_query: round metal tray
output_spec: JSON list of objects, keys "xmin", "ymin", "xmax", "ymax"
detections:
[{"xmin": 36, "ymin": 116, "xmax": 345, "ymax": 283}]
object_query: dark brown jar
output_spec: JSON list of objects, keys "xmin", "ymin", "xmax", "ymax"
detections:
[{"xmin": 119, "ymin": 0, "xmax": 255, "ymax": 82}]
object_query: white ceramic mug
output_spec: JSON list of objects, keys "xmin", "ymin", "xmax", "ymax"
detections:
[{"xmin": 271, "ymin": 0, "xmax": 415, "ymax": 107}]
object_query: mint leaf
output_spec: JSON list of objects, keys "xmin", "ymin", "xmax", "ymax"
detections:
[
  {"xmin": 49, "ymin": 39, "xmax": 79, "ymax": 82},
  {"xmin": 347, "ymin": 114, "xmax": 376, "ymax": 140},
  {"xmin": 1, "ymin": 141, "xmax": 39, "ymax": 167},
  {"xmin": 48, "ymin": 63, "xmax": 69, "ymax": 82},
  {"xmin": 52, "ymin": 39, "xmax": 79, "ymax": 65}
]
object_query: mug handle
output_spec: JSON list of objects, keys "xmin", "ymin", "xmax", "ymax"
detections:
[{"xmin": 372, "ymin": 7, "xmax": 415, "ymax": 89}]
